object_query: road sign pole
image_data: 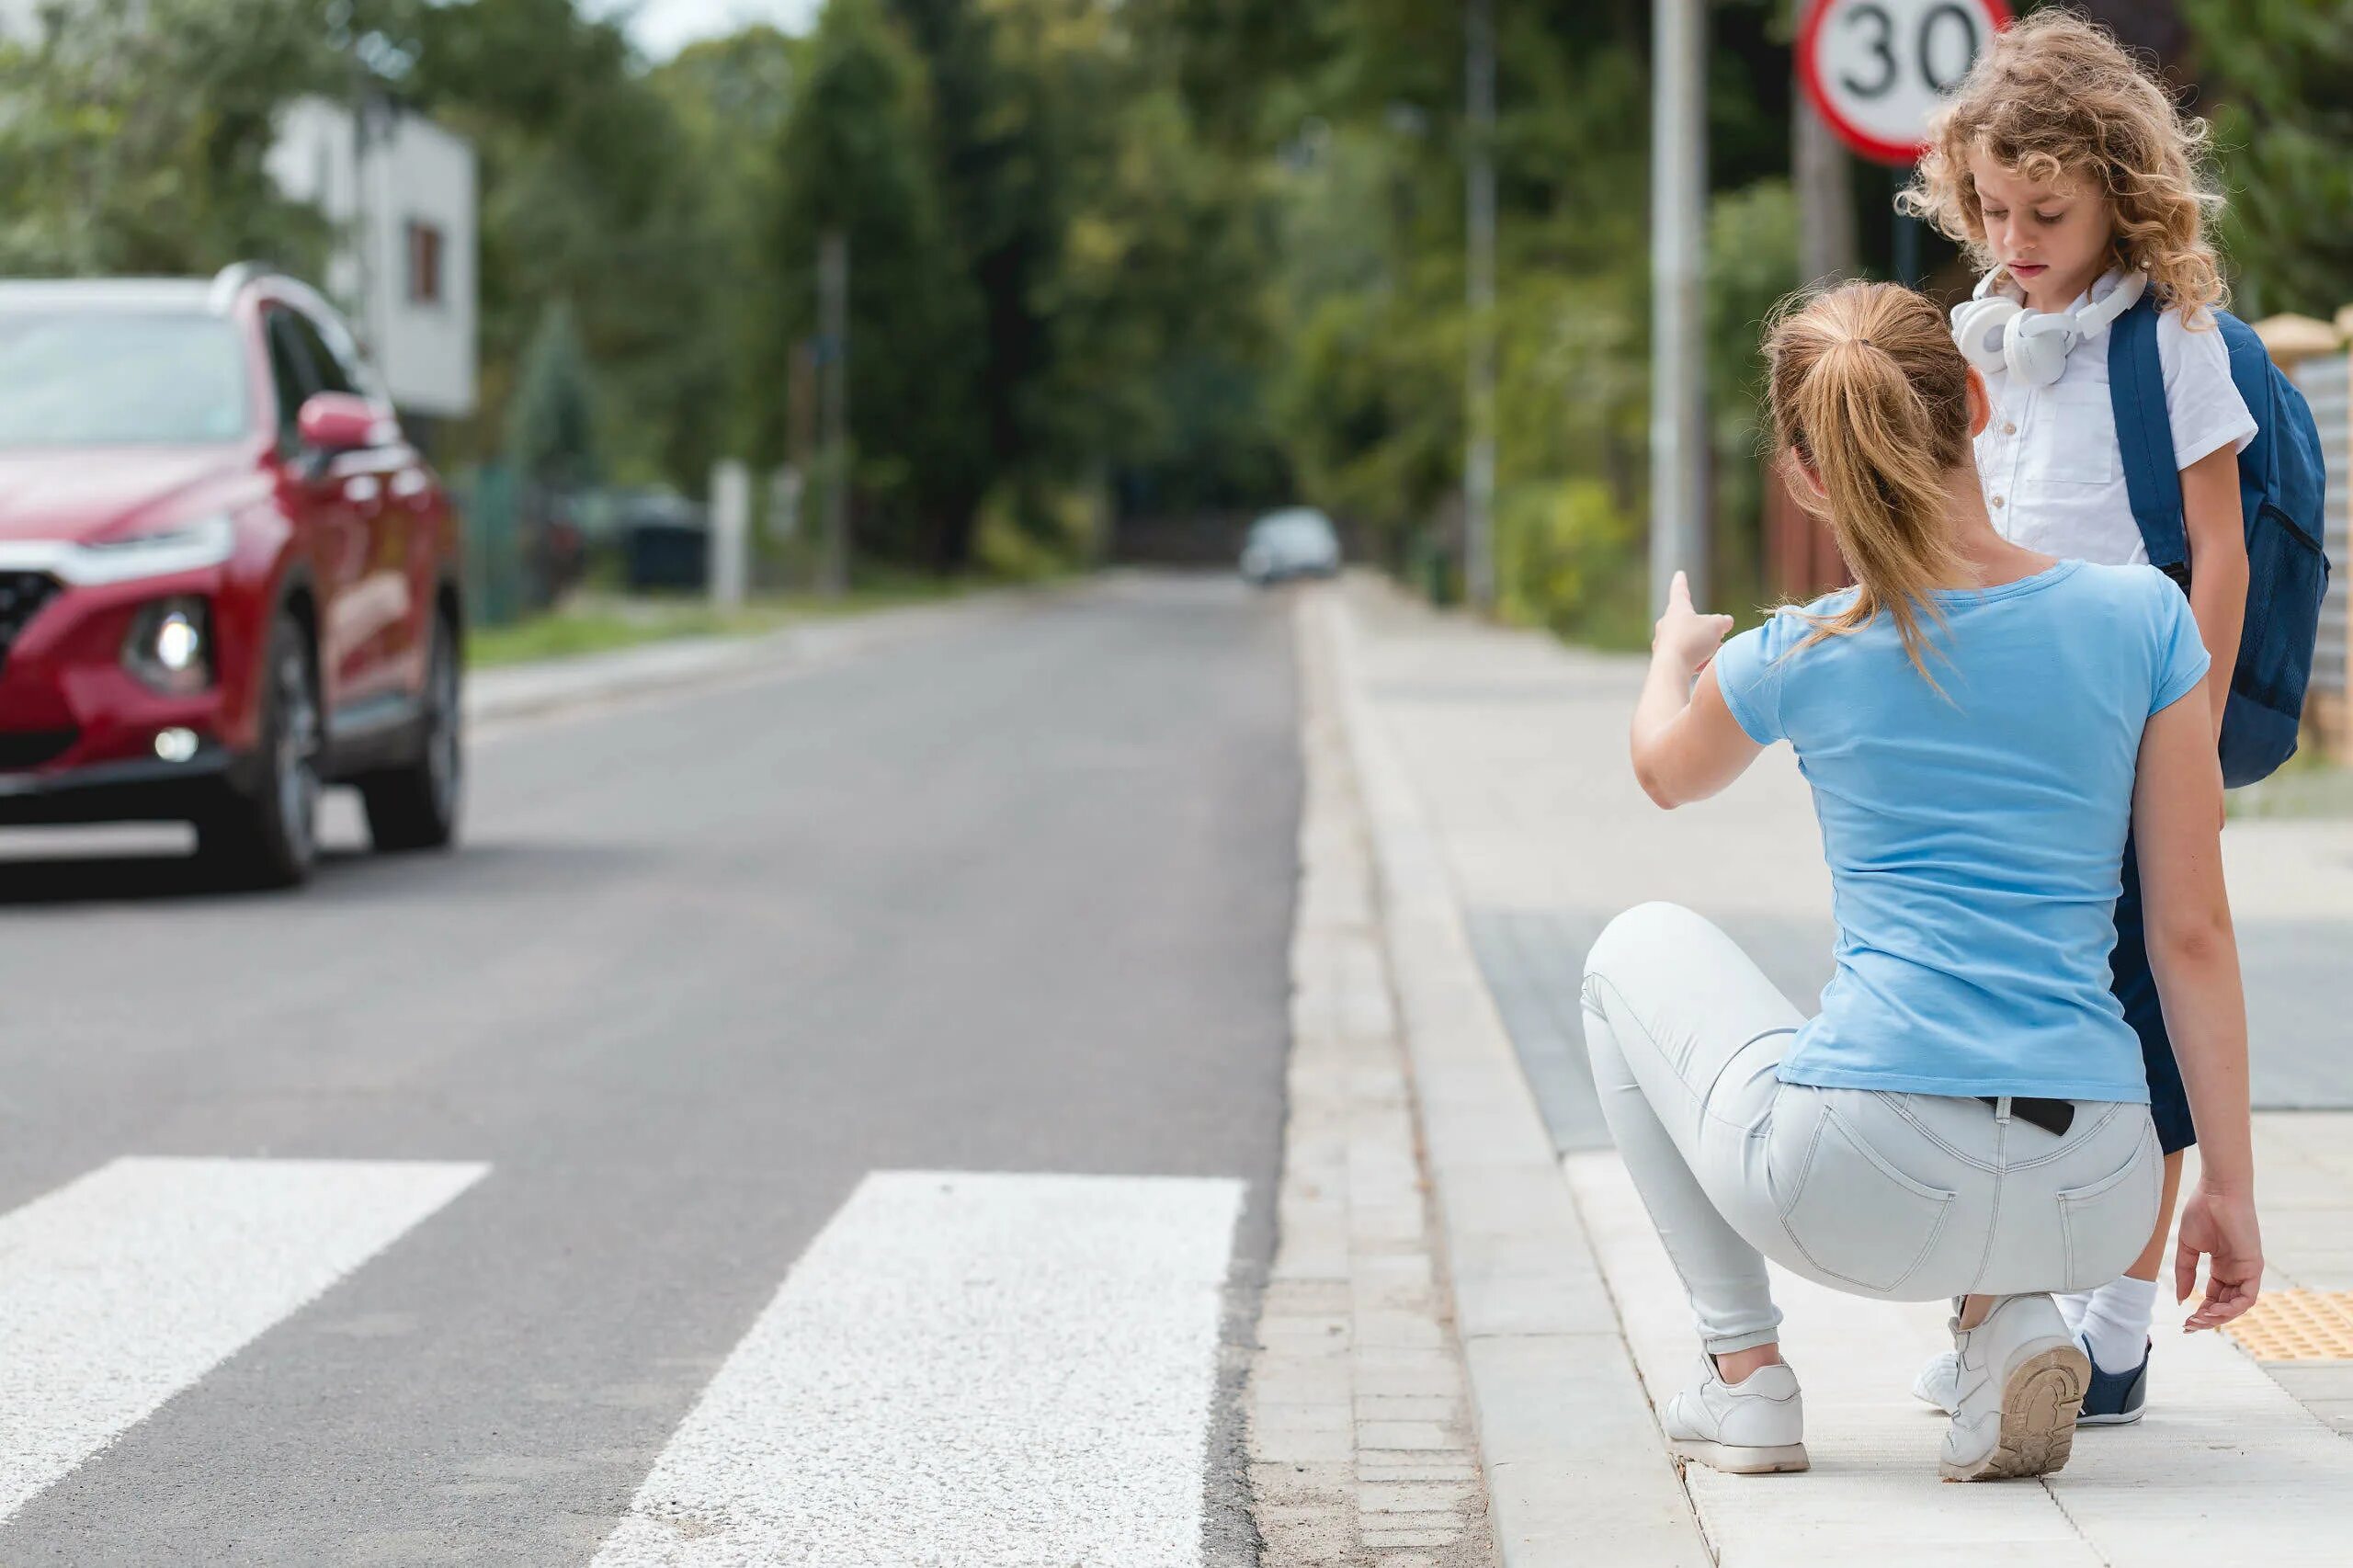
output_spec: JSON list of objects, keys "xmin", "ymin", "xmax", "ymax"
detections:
[
  {"xmin": 1650, "ymin": 0, "xmax": 1709, "ymax": 615},
  {"xmin": 1893, "ymin": 165, "xmax": 1923, "ymax": 286},
  {"xmin": 1796, "ymin": 92, "xmax": 1859, "ymax": 287}
]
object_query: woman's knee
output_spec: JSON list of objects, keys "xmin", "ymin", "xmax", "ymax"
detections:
[{"xmin": 1585, "ymin": 900, "xmax": 1712, "ymax": 991}]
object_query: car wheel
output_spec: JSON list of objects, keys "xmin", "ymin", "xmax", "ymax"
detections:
[
  {"xmin": 358, "ymin": 609, "xmax": 461, "ymax": 853},
  {"xmin": 195, "ymin": 609, "xmax": 320, "ymax": 889}
]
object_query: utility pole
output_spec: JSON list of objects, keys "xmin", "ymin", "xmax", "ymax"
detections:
[
  {"xmin": 1463, "ymin": 0, "xmax": 1497, "ymax": 614},
  {"xmin": 816, "ymin": 231, "xmax": 849, "ymax": 600},
  {"xmin": 1649, "ymin": 0, "xmax": 1708, "ymax": 612},
  {"xmin": 1794, "ymin": 94, "xmax": 1858, "ymax": 288}
]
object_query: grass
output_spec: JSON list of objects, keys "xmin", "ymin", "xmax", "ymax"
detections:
[{"xmin": 463, "ymin": 577, "xmax": 983, "ymax": 671}]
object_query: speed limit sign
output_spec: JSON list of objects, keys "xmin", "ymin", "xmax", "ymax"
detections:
[{"xmin": 1798, "ymin": 0, "xmax": 2012, "ymax": 166}]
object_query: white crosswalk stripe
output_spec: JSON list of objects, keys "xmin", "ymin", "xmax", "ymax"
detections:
[
  {"xmin": 0, "ymin": 1155, "xmax": 487, "ymax": 1524},
  {"xmin": 591, "ymin": 1169, "xmax": 1246, "ymax": 1568}
]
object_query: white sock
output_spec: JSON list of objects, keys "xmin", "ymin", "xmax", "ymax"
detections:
[
  {"xmin": 2075, "ymin": 1276, "xmax": 2159, "ymax": 1374},
  {"xmin": 2055, "ymin": 1288, "xmax": 2092, "ymax": 1336}
]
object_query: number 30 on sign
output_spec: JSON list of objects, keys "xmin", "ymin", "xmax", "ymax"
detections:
[{"xmin": 1797, "ymin": 0, "xmax": 2012, "ymax": 166}]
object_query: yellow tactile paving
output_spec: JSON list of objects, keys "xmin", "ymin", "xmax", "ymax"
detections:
[{"xmin": 2224, "ymin": 1290, "xmax": 2353, "ymax": 1361}]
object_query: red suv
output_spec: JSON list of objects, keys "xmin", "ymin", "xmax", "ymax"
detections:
[{"xmin": 0, "ymin": 265, "xmax": 463, "ymax": 886}]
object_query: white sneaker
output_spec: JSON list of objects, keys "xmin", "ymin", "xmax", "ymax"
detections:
[
  {"xmin": 1938, "ymin": 1294, "xmax": 2091, "ymax": 1482},
  {"xmin": 1913, "ymin": 1347, "xmax": 1962, "ymax": 1414},
  {"xmin": 1662, "ymin": 1357, "xmax": 1809, "ymax": 1474}
]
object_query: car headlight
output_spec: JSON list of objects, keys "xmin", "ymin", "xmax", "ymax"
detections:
[
  {"xmin": 60, "ymin": 514, "xmax": 237, "ymax": 587},
  {"xmin": 123, "ymin": 596, "xmax": 214, "ymax": 695}
]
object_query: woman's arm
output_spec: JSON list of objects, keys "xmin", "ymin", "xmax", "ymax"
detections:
[
  {"xmin": 2181, "ymin": 444, "xmax": 2247, "ymax": 742},
  {"xmin": 1631, "ymin": 572, "xmax": 1763, "ymax": 809},
  {"xmin": 2131, "ymin": 687, "xmax": 2262, "ymax": 1329}
]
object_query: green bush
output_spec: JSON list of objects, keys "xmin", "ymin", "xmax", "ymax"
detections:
[{"xmin": 1495, "ymin": 478, "xmax": 1650, "ymax": 652}]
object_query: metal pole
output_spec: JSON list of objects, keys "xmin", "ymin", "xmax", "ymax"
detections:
[
  {"xmin": 1795, "ymin": 93, "xmax": 1858, "ymax": 289},
  {"xmin": 1649, "ymin": 0, "xmax": 1708, "ymax": 613},
  {"xmin": 817, "ymin": 231, "xmax": 849, "ymax": 600},
  {"xmin": 1463, "ymin": 0, "xmax": 1497, "ymax": 614},
  {"xmin": 1892, "ymin": 166, "xmax": 1923, "ymax": 287}
]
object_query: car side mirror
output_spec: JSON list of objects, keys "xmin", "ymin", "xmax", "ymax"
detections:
[{"xmin": 296, "ymin": 392, "xmax": 380, "ymax": 459}]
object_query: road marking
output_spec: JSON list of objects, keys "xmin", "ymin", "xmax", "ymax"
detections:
[
  {"xmin": 593, "ymin": 1170, "xmax": 1245, "ymax": 1568},
  {"xmin": 0, "ymin": 1155, "xmax": 486, "ymax": 1522}
]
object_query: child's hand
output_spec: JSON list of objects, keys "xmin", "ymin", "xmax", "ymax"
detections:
[{"xmin": 1654, "ymin": 571, "xmax": 1734, "ymax": 674}]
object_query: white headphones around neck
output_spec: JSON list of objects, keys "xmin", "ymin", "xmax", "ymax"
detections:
[{"xmin": 1949, "ymin": 267, "xmax": 2147, "ymax": 387}]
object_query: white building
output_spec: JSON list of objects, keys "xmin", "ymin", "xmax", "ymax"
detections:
[{"xmin": 267, "ymin": 97, "xmax": 480, "ymax": 421}]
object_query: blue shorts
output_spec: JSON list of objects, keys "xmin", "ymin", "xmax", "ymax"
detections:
[{"xmin": 2112, "ymin": 835, "xmax": 2196, "ymax": 1156}]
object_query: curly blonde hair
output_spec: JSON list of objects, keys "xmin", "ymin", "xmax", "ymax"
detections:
[{"xmin": 1901, "ymin": 8, "xmax": 2227, "ymax": 324}]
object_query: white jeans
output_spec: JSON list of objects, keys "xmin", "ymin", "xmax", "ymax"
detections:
[{"xmin": 1580, "ymin": 903, "xmax": 2162, "ymax": 1354}]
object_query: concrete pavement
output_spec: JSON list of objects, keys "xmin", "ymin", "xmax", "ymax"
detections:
[{"xmin": 1320, "ymin": 573, "xmax": 2353, "ymax": 1566}]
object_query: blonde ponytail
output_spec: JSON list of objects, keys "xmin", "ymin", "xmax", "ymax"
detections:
[{"xmin": 1764, "ymin": 282, "xmax": 1974, "ymax": 680}]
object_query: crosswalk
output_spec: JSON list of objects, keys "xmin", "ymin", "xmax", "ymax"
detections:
[
  {"xmin": 0, "ymin": 1156, "xmax": 487, "ymax": 1522},
  {"xmin": 0, "ymin": 1159, "xmax": 1245, "ymax": 1565}
]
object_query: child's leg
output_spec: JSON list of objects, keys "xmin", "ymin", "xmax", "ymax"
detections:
[
  {"xmin": 1580, "ymin": 903, "xmax": 1805, "ymax": 1360},
  {"xmin": 2126, "ymin": 1152, "xmax": 2188, "ymax": 1280}
]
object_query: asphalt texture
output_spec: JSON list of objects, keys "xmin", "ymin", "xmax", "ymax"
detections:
[{"xmin": 0, "ymin": 574, "xmax": 1301, "ymax": 1565}]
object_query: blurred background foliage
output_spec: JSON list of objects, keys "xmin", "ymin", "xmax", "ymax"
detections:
[{"xmin": 0, "ymin": 0, "xmax": 2343, "ymax": 631}]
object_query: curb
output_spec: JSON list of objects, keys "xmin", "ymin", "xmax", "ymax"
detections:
[
  {"xmin": 463, "ymin": 583, "xmax": 1074, "ymax": 727},
  {"xmin": 1314, "ymin": 589, "xmax": 1711, "ymax": 1567}
]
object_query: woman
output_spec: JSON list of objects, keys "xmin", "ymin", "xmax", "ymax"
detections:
[{"xmin": 1583, "ymin": 280, "xmax": 2262, "ymax": 1484}]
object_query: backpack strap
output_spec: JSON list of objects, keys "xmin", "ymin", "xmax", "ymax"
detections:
[{"xmin": 2107, "ymin": 293, "xmax": 2190, "ymax": 587}]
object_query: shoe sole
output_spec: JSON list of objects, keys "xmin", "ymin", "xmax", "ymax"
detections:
[
  {"xmin": 1670, "ymin": 1437, "xmax": 1810, "ymax": 1475},
  {"xmin": 1938, "ymin": 1344, "xmax": 2090, "ymax": 1482}
]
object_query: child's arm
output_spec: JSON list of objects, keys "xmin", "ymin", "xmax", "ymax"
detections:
[{"xmin": 2181, "ymin": 444, "xmax": 2247, "ymax": 741}]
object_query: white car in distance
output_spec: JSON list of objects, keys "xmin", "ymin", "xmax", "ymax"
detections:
[{"xmin": 1240, "ymin": 508, "xmax": 1341, "ymax": 586}]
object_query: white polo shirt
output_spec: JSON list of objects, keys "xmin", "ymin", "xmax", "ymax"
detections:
[{"xmin": 1972, "ymin": 269, "xmax": 2257, "ymax": 567}]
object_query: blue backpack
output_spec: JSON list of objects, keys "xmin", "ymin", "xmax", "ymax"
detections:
[{"xmin": 2109, "ymin": 293, "xmax": 2331, "ymax": 786}]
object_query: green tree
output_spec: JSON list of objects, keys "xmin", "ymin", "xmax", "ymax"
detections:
[
  {"xmin": 405, "ymin": 0, "xmax": 731, "ymax": 488},
  {"xmin": 652, "ymin": 28, "xmax": 803, "ymax": 470},
  {"xmin": 2184, "ymin": 0, "xmax": 2353, "ymax": 319},
  {"xmin": 0, "ymin": 0, "xmax": 334, "ymax": 277},
  {"xmin": 769, "ymin": 0, "xmax": 986, "ymax": 568},
  {"xmin": 508, "ymin": 300, "xmax": 597, "ymax": 490}
]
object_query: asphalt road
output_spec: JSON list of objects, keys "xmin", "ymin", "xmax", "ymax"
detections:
[{"xmin": 0, "ymin": 574, "xmax": 1301, "ymax": 1565}]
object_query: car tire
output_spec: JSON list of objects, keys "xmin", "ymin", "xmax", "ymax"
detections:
[
  {"xmin": 358, "ymin": 609, "xmax": 461, "ymax": 854},
  {"xmin": 195, "ymin": 608, "xmax": 321, "ymax": 890}
]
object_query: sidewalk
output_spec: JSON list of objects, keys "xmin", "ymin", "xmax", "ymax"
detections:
[{"xmin": 1315, "ymin": 574, "xmax": 2353, "ymax": 1566}]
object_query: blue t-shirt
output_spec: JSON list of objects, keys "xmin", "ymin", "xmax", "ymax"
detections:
[{"xmin": 1712, "ymin": 560, "xmax": 2211, "ymax": 1102}]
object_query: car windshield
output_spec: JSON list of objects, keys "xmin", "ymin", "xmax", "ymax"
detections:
[
  {"xmin": 0, "ymin": 311, "xmax": 250, "ymax": 448},
  {"xmin": 1252, "ymin": 511, "xmax": 1333, "ymax": 547}
]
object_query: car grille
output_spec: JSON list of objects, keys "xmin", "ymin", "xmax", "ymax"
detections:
[
  {"xmin": 0, "ymin": 571, "xmax": 62, "ymax": 672},
  {"xmin": 0, "ymin": 729, "xmax": 75, "ymax": 772}
]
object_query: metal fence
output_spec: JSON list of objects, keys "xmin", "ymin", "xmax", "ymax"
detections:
[{"xmin": 452, "ymin": 463, "xmax": 528, "ymax": 630}]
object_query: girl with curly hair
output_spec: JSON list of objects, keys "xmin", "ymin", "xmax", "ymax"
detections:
[{"xmin": 1899, "ymin": 7, "xmax": 2257, "ymax": 1427}]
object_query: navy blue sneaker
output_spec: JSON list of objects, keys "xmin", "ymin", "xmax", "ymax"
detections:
[{"xmin": 2076, "ymin": 1335, "xmax": 2150, "ymax": 1426}]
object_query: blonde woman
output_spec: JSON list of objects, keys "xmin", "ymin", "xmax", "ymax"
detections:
[
  {"xmin": 1903, "ymin": 8, "xmax": 2257, "ymax": 1423},
  {"xmin": 1584, "ymin": 281, "xmax": 2261, "ymax": 1483}
]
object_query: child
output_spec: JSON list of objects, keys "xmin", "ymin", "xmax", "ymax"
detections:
[{"xmin": 1899, "ymin": 7, "xmax": 2256, "ymax": 1426}]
